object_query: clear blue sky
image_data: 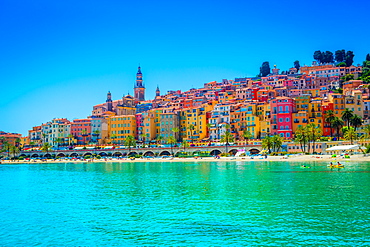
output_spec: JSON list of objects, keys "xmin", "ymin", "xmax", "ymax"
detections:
[{"xmin": 1, "ymin": 0, "xmax": 369, "ymax": 135}]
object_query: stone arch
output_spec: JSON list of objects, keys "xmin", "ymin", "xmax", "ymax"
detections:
[
  {"xmin": 43, "ymin": 153, "xmax": 51, "ymax": 158},
  {"xmin": 143, "ymin": 151, "xmax": 155, "ymax": 157},
  {"xmin": 98, "ymin": 152, "xmax": 108, "ymax": 156},
  {"xmin": 229, "ymin": 149, "xmax": 238, "ymax": 156},
  {"xmin": 128, "ymin": 151, "xmax": 138, "ymax": 157},
  {"xmin": 70, "ymin": 153, "xmax": 78, "ymax": 157},
  {"xmin": 192, "ymin": 150, "xmax": 202, "ymax": 155},
  {"xmin": 57, "ymin": 153, "xmax": 66, "ymax": 157},
  {"xmin": 19, "ymin": 154, "xmax": 27, "ymax": 158},
  {"xmin": 249, "ymin": 148, "xmax": 260, "ymax": 154},
  {"xmin": 84, "ymin": 152, "xmax": 93, "ymax": 157},
  {"xmin": 159, "ymin": 150, "xmax": 171, "ymax": 156},
  {"xmin": 31, "ymin": 154, "xmax": 39, "ymax": 158},
  {"xmin": 210, "ymin": 149, "xmax": 221, "ymax": 156},
  {"xmin": 113, "ymin": 152, "xmax": 122, "ymax": 157}
]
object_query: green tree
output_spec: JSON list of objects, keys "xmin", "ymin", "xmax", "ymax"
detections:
[
  {"xmin": 343, "ymin": 127, "xmax": 357, "ymax": 144},
  {"xmin": 271, "ymin": 135, "xmax": 283, "ymax": 153},
  {"xmin": 55, "ymin": 138, "xmax": 63, "ymax": 149},
  {"xmin": 41, "ymin": 142, "xmax": 52, "ymax": 156},
  {"xmin": 221, "ymin": 130, "xmax": 234, "ymax": 154},
  {"xmin": 314, "ymin": 50, "xmax": 323, "ymax": 64},
  {"xmin": 2, "ymin": 141, "xmax": 11, "ymax": 158},
  {"xmin": 294, "ymin": 60, "xmax": 300, "ymax": 72},
  {"xmin": 81, "ymin": 129, "xmax": 89, "ymax": 146},
  {"xmin": 242, "ymin": 129, "xmax": 253, "ymax": 151},
  {"xmin": 322, "ymin": 51, "xmax": 334, "ymax": 63},
  {"xmin": 324, "ymin": 110, "xmax": 335, "ymax": 137},
  {"xmin": 262, "ymin": 135, "xmax": 273, "ymax": 154},
  {"xmin": 345, "ymin": 50, "xmax": 355, "ymax": 67},
  {"xmin": 9, "ymin": 145, "xmax": 20, "ymax": 159},
  {"xmin": 140, "ymin": 133, "xmax": 146, "ymax": 147},
  {"xmin": 171, "ymin": 127, "xmax": 179, "ymax": 142},
  {"xmin": 332, "ymin": 117, "xmax": 344, "ymax": 140},
  {"xmin": 350, "ymin": 114, "xmax": 362, "ymax": 131},
  {"xmin": 335, "ymin": 49, "xmax": 346, "ymax": 63},
  {"xmin": 187, "ymin": 124, "xmax": 195, "ymax": 143},
  {"xmin": 167, "ymin": 136, "xmax": 176, "ymax": 156},
  {"xmin": 307, "ymin": 123, "xmax": 322, "ymax": 154},
  {"xmin": 67, "ymin": 134, "xmax": 74, "ymax": 146},
  {"xmin": 92, "ymin": 130, "xmax": 100, "ymax": 143},
  {"xmin": 259, "ymin": 61, "xmax": 270, "ymax": 77},
  {"xmin": 295, "ymin": 126, "xmax": 309, "ymax": 153},
  {"xmin": 336, "ymin": 62, "xmax": 347, "ymax": 67},
  {"xmin": 110, "ymin": 134, "xmax": 117, "ymax": 145},
  {"xmin": 124, "ymin": 135, "xmax": 136, "ymax": 154},
  {"xmin": 341, "ymin": 74, "xmax": 354, "ymax": 81},
  {"xmin": 366, "ymin": 54, "xmax": 370, "ymax": 62},
  {"xmin": 182, "ymin": 140, "xmax": 189, "ymax": 154},
  {"xmin": 363, "ymin": 125, "xmax": 370, "ymax": 140},
  {"xmin": 156, "ymin": 135, "xmax": 164, "ymax": 145},
  {"xmin": 342, "ymin": 108, "xmax": 354, "ymax": 128}
]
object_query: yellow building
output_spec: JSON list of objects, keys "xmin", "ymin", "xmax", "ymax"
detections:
[
  {"xmin": 180, "ymin": 102, "xmax": 215, "ymax": 141},
  {"xmin": 292, "ymin": 111, "xmax": 308, "ymax": 133},
  {"xmin": 308, "ymin": 99, "xmax": 323, "ymax": 130},
  {"xmin": 329, "ymin": 93, "xmax": 345, "ymax": 118},
  {"xmin": 108, "ymin": 115, "xmax": 136, "ymax": 144}
]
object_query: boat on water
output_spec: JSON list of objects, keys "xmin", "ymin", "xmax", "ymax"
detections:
[
  {"xmin": 301, "ymin": 165, "xmax": 311, "ymax": 168},
  {"xmin": 327, "ymin": 163, "xmax": 344, "ymax": 168}
]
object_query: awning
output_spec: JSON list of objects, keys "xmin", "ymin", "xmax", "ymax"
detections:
[
  {"xmin": 74, "ymin": 147, "xmax": 84, "ymax": 150},
  {"xmin": 104, "ymin": 146, "xmax": 113, "ymax": 149},
  {"xmin": 326, "ymin": 145, "xmax": 365, "ymax": 151}
]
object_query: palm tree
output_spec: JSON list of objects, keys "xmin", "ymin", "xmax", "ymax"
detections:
[
  {"xmin": 55, "ymin": 138, "xmax": 63, "ymax": 150},
  {"xmin": 295, "ymin": 126, "xmax": 309, "ymax": 153},
  {"xmin": 221, "ymin": 130, "xmax": 234, "ymax": 154},
  {"xmin": 81, "ymin": 129, "xmax": 89, "ymax": 146},
  {"xmin": 167, "ymin": 136, "xmax": 177, "ymax": 156},
  {"xmin": 262, "ymin": 135, "xmax": 273, "ymax": 154},
  {"xmin": 171, "ymin": 127, "xmax": 179, "ymax": 142},
  {"xmin": 242, "ymin": 129, "xmax": 253, "ymax": 151},
  {"xmin": 92, "ymin": 130, "xmax": 100, "ymax": 143},
  {"xmin": 124, "ymin": 135, "xmax": 136, "ymax": 154},
  {"xmin": 110, "ymin": 134, "xmax": 117, "ymax": 145},
  {"xmin": 343, "ymin": 127, "xmax": 357, "ymax": 144},
  {"xmin": 67, "ymin": 134, "xmax": 74, "ymax": 146},
  {"xmin": 324, "ymin": 110, "xmax": 335, "ymax": 137},
  {"xmin": 350, "ymin": 114, "xmax": 363, "ymax": 131},
  {"xmin": 182, "ymin": 140, "xmax": 190, "ymax": 154},
  {"xmin": 2, "ymin": 141, "xmax": 11, "ymax": 158},
  {"xmin": 41, "ymin": 143, "xmax": 52, "ymax": 156},
  {"xmin": 363, "ymin": 125, "xmax": 370, "ymax": 140},
  {"xmin": 187, "ymin": 124, "xmax": 195, "ymax": 143},
  {"xmin": 307, "ymin": 123, "xmax": 322, "ymax": 154},
  {"xmin": 332, "ymin": 117, "xmax": 344, "ymax": 140},
  {"xmin": 342, "ymin": 108, "xmax": 354, "ymax": 128},
  {"xmin": 156, "ymin": 135, "xmax": 164, "ymax": 145},
  {"xmin": 9, "ymin": 145, "xmax": 20, "ymax": 159},
  {"xmin": 271, "ymin": 135, "xmax": 283, "ymax": 153},
  {"xmin": 140, "ymin": 133, "xmax": 146, "ymax": 147}
]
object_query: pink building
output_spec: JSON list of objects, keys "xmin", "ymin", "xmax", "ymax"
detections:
[
  {"xmin": 71, "ymin": 119, "xmax": 92, "ymax": 145},
  {"xmin": 270, "ymin": 97, "xmax": 294, "ymax": 139}
]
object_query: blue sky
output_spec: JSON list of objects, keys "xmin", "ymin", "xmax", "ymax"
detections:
[{"xmin": 1, "ymin": 0, "xmax": 370, "ymax": 135}]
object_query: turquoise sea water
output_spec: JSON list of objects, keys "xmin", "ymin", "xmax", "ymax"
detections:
[{"xmin": 0, "ymin": 161, "xmax": 369, "ymax": 246}]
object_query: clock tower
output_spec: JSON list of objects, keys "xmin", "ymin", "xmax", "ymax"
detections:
[{"xmin": 134, "ymin": 66, "xmax": 145, "ymax": 102}]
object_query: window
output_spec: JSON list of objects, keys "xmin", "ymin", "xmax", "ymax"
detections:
[
  {"xmin": 286, "ymin": 118, "xmax": 290, "ymax": 122},
  {"xmin": 279, "ymin": 118, "xmax": 283, "ymax": 123}
]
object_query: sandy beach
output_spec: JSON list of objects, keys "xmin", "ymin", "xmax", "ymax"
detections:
[{"xmin": 1, "ymin": 154, "xmax": 370, "ymax": 164}]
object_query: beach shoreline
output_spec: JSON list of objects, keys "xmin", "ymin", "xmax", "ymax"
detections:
[{"xmin": 1, "ymin": 154, "xmax": 369, "ymax": 164}]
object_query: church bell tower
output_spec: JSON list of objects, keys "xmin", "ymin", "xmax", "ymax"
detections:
[{"xmin": 134, "ymin": 66, "xmax": 145, "ymax": 102}]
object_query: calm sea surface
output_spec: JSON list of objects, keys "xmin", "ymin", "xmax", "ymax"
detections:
[{"xmin": 0, "ymin": 161, "xmax": 369, "ymax": 246}]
